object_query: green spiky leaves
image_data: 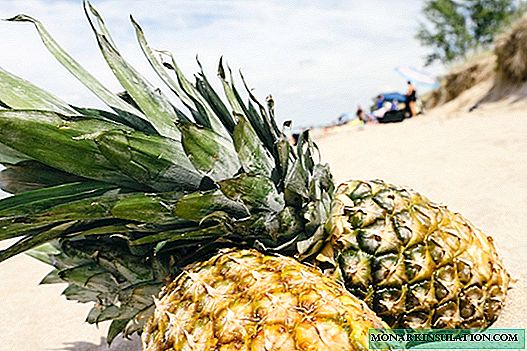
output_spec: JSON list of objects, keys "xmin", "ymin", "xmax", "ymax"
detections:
[
  {"xmin": 28, "ymin": 240, "xmax": 165, "ymax": 344},
  {"xmin": 0, "ymin": 1, "xmax": 334, "ymax": 343}
]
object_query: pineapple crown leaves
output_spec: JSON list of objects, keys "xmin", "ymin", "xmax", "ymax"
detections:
[{"xmin": 0, "ymin": 1, "xmax": 334, "ymax": 341}]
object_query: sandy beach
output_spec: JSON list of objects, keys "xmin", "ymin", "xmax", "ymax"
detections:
[
  {"xmin": 317, "ymin": 100, "xmax": 527, "ymax": 331},
  {"xmin": 1, "ymin": 100, "xmax": 526, "ymax": 350}
]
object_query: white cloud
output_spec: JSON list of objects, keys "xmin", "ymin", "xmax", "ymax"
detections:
[{"xmin": 0, "ymin": 0, "xmax": 444, "ymax": 128}]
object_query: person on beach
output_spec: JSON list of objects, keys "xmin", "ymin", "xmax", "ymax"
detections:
[
  {"xmin": 405, "ymin": 81, "xmax": 417, "ymax": 117},
  {"xmin": 356, "ymin": 105, "xmax": 377, "ymax": 124},
  {"xmin": 337, "ymin": 113, "xmax": 350, "ymax": 125},
  {"xmin": 356, "ymin": 105, "xmax": 366, "ymax": 123},
  {"xmin": 291, "ymin": 133, "xmax": 300, "ymax": 146},
  {"xmin": 375, "ymin": 95, "xmax": 384, "ymax": 109}
]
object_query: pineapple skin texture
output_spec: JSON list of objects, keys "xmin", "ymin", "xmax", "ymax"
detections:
[
  {"xmin": 326, "ymin": 180, "xmax": 511, "ymax": 329},
  {"xmin": 142, "ymin": 249, "xmax": 387, "ymax": 351}
]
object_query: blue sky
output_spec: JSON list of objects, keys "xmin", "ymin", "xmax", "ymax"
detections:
[{"xmin": 0, "ymin": 0, "xmax": 443, "ymax": 128}]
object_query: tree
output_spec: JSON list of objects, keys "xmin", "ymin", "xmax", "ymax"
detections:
[{"xmin": 417, "ymin": 0, "xmax": 524, "ymax": 66}]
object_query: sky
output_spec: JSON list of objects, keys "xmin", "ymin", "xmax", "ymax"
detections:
[{"xmin": 0, "ymin": 0, "xmax": 443, "ymax": 128}]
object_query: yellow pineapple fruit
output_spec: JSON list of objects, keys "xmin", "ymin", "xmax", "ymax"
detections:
[{"xmin": 143, "ymin": 249, "xmax": 387, "ymax": 351}]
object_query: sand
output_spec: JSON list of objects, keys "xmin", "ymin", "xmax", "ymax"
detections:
[
  {"xmin": 1, "ymin": 99, "xmax": 526, "ymax": 350},
  {"xmin": 317, "ymin": 100, "xmax": 527, "ymax": 330}
]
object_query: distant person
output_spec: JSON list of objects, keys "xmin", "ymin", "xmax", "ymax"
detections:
[
  {"xmin": 356, "ymin": 105, "xmax": 366, "ymax": 123},
  {"xmin": 375, "ymin": 95, "xmax": 384, "ymax": 109},
  {"xmin": 405, "ymin": 81, "xmax": 417, "ymax": 117},
  {"xmin": 391, "ymin": 99, "xmax": 398, "ymax": 111},
  {"xmin": 373, "ymin": 98, "xmax": 396, "ymax": 119},
  {"xmin": 372, "ymin": 104, "xmax": 388, "ymax": 119},
  {"xmin": 356, "ymin": 105, "xmax": 377, "ymax": 124},
  {"xmin": 291, "ymin": 133, "xmax": 300, "ymax": 146},
  {"xmin": 337, "ymin": 113, "xmax": 350, "ymax": 125}
]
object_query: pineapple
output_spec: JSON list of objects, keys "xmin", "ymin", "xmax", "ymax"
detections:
[
  {"xmin": 323, "ymin": 180, "xmax": 511, "ymax": 328},
  {"xmin": 142, "ymin": 249, "xmax": 387, "ymax": 350},
  {"xmin": 0, "ymin": 1, "xmax": 510, "ymax": 344}
]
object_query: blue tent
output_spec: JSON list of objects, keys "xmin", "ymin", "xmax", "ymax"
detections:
[{"xmin": 379, "ymin": 92, "xmax": 407, "ymax": 102}]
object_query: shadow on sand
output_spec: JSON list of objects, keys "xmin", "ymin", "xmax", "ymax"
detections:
[{"xmin": 59, "ymin": 336, "xmax": 141, "ymax": 351}]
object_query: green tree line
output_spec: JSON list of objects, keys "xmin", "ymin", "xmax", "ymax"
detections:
[{"xmin": 417, "ymin": 0, "xmax": 527, "ymax": 65}]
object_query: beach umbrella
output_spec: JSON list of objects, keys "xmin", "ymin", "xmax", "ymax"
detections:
[{"xmin": 395, "ymin": 66, "xmax": 439, "ymax": 88}]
